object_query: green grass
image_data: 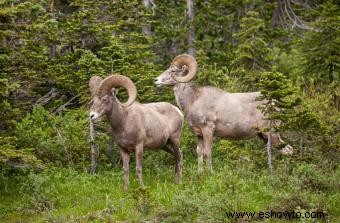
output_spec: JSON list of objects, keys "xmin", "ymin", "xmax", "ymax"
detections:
[{"xmin": 1, "ymin": 138, "xmax": 339, "ymax": 222}]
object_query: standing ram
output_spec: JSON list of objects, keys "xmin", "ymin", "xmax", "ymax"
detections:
[
  {"xmin": 155, "ymin": 54, "xmax": 293, "ymax": 172},
  {"xmin": 89, "ymin": 75, "xmax": 183, "ymax": 190}
]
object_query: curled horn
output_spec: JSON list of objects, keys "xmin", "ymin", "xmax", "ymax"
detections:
[
  {"xmin": 97, "ymin": 74, "xmax": 137, "ymax": 107},
  {"xmin": 171, "ymin": 54, "xmax": 198, "ymax": 83},
  {"xmin": 89, "ymin": 76, "xmax": 103, "ymax": 97}
]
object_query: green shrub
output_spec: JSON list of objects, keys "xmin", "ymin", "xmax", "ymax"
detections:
[{"xmin": 14, "ymin": 107, "xmax": 106, "ymax": 168}]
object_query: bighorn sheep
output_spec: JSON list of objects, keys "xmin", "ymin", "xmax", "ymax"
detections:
[
  {"xmin": 155, "ymin": 54, "xmax": 293, "ymax": 172},
  {"xmin": 89, "ymin": 75, "xmax": 183, "ymax": 190}
]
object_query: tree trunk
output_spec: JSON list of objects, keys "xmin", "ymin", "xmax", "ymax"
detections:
[
  {"xmin": 187, "ymin": 0, "xmax": 195, "ymax": 56},
  {"xmin": 49, "ymin": 0, "xmax": 55, "ymax": 13},
  {"xmin": 142, "ymin": 0, "xmax": 153, "ymax": 36},
  {"xmin": 50, "ymin": 44, "xmax": 57, "ymax": 59},
  {"xmin": 271, "ymin": 0, "xmax": 281, "ymax": 27},
  {"xmin": 299, "ymin": 136, "xmax": 304, "ymax": 157},
  {"xmin": 49, "ymin": 0, "xmax": 57, "ymax": 58}
]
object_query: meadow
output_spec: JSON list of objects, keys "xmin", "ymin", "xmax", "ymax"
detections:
[{"xmin": 1, "ymin": 128, "xmax": 339, "ymax": 222}]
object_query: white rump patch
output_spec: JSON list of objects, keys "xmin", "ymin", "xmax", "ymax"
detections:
[
  {"xmin": 281, "ymin": 145, "xmax": 293, "ymax": 155},
  {"xmin": 174, "ymin": 106, "xmax": 184, "ymax": 119}
]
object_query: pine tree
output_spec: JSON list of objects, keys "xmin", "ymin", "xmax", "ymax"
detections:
[
  {"xmin": 257, "ymin": 68, "xmax": 326, "ymax": 157},
  {"xmin": 231, "ymin": 10, "xmax": 274, "ymax": 91},
  {"xmin": 301, "ymin": 1, "xmax": 339, "ymax": 86},
  {"xmin": 257, "ymin": 69, "xmax": 300, "ymax": 129}
]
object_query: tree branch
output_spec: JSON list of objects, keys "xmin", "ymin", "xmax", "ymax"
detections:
[
  {"xmin": 282, "ymin": 0, "xmax": 318, "ymax": 31},
  {"xmin": 34, "ymin": 88, "xmax": 59, "ymax": 106},
  {"xmin": 53, "ymin": 93, "xmax": 80, "ymax": 114}
]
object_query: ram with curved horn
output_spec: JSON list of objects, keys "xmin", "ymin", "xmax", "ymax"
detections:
[
  {"xmin": 89, "ymin": 74, "xmax": 184, "ymax": 190},
  {"xmin": 155, "ymin": 54, "xmax": 293, "ymax": 172}
]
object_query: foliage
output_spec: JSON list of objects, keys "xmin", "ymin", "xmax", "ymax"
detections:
[
  {"xmin": 14, "ymin": 106, "xmax": 99, "ymax": 168},
  {"xmin": 256, "ymin": 69, "xmax": 333, "ymax": 155},
  {"xmin": 231, "ymin": 10, "xmax": 274, "ymax": 91},
  {"xmin": 0, "ymin": 0, "xmax": 339, "ymax": 222},
  {"xmin": 257, "ymin": 69, "xmax": 300, "ymax": 130},
  {"xmin": 300, "ymin": 1, "xmax": 340, "ymax": 86},
  {"xmin": 0, "ymin": 136, "xmax": 39, "ymax": 175},
  {"xmin": 1, "ymin": 161, "xmax": 338, "ymax": 222}
]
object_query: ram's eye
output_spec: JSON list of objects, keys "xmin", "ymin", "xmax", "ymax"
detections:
[{"xmin": 101, "ymin": 96, "xmax": 109, "ymax": 102}]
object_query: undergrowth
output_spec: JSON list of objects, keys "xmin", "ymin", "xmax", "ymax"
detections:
[{"xmin": 1, "ymin": 144, "xmax": 339, "ymax": 222}]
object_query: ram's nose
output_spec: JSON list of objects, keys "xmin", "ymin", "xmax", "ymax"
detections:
[
  {"xmin": 89, "ymin": 112, "xmax": 98, "ymax": 120},
  {"xmin": 154, "ymin": 78, "xmax": 162, "ymax": 86}
]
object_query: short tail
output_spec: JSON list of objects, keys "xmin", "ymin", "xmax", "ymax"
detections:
[{"xmin": 281, "ymin": 145, "xmax": 293, "ymax": 155}]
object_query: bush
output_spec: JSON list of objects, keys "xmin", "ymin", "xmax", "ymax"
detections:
[{"xmin": 14, "ymin": 106, "xmax": 109, "ymax": 168}]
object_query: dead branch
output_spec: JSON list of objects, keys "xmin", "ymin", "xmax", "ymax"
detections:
[
  {"xmin": 89, "ymin": 120, "xmax": 98, "ymax": 174},
  {"xmin": 282, "ymin": 0, "xmax": 318, "ymax": 31},
  {"xmin": 34, "ymin": 88, "xmax": 59, "ymax": 106},
  {"xmin": 55, "ymin": 127, "xmax": 74, "ymax": 166},
  {"xmin": 53, "ymin": 93, "xmax": 80, "ymax": 114}
]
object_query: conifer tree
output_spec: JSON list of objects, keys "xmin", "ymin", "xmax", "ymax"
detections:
[
  {"xmin": 257, "ymin": 68, "xmax": 325, "ymax": 163},
  {"xmin": 231, "ymin": 10, "xmax": 274, "ymax": 91},
  {"xmin": 257, "ymin": 69, "xmax": 300, "ymax": 130},
  {"xmin": 301, "ymin": 1, "xmax": 339, "ymax": 86}
]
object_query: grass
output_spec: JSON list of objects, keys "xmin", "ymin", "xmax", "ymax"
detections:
[{"xmin": 1, "ymin": 142, "xmax": 339, "ymax": 222}]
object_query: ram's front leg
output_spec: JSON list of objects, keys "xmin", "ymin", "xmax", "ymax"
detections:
[
  {"xmin": 135, "ymin": 144, "xmax": 144, "ymax": 187},
  {"xmin": 202, "ymin": 127, "xmax": 214, "ymax": 173},
  {"xmin": 120, "ymin": 148, "xmax": 130, "ymax": 191},
  {"xmin": 196, "ymin": 136, "xmax": 204, "ymax": 173}
]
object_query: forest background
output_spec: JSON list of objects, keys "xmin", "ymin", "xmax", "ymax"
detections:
[{"xmin": 0, "ymin": 0, "xmax": 339, "ymax": 222}]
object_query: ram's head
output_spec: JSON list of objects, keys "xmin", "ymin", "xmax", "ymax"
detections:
[
  {"xmin": 155, "ymin": 54, "xmax": 198, "ymax": 87},
  {"xmin": 89, "ymin": 75, "xmax": 137, "ymax": 121}
]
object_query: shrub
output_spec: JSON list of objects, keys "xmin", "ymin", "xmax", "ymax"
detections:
[{"xmin": 14, "ymin": 106, "xmax": 108, "ymax": 168}]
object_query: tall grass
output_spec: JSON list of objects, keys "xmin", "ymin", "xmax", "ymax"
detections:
[{"xmin": 1, "ymin": 143, "xmax": 339, "ymax": 222}]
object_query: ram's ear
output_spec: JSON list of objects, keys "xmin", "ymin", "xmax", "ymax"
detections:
[
  {"xmin": 89, "ymin": 76, "xmax": 103, "ymax": 97},
  {"xmin": 181, "ymin": 65, "xmax": 188, "ymax": 72},
  {"xmin": 111, "ymin": 88, "xmax": 118, "ymax": 96}
]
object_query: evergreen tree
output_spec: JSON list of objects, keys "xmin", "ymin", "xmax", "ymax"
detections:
[
  {"xmin": 301, "ymin": 1, "xmax": 339, "ymax": 86},
  {"xmin": 231, "ymin": 10, "xmax": 274, "ymax": 91},
  {"xmin": 257, "ymin": 69, "xmax": 300, "ymax": 130},
  {"xmin": 257, "ymin": 68, "xmax": 326, "ymax": 155}
]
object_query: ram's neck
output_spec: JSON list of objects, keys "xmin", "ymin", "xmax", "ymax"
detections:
[
  {"xmin": 107, "ymin": 100, "xmax": 127, "ymax": 133},
  {"xmin": 173, "ymin": 82, "xmax": 198, "ymax": 114}
]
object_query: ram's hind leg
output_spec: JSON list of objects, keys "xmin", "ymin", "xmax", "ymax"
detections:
[
  {"xmin": 196, "ymin": 136, "xmax": 204, "ymax": 173},
  {"xmin": 163, "ymin": 143, "xmax": 175, "ymax": 155},
  {"xmin": 259, "ymin": 132, "xmax": 293, "ymax": 155},
  {"xmin": 172, "ymin": 139, "xmax": 182, "ymax": 183},
  {"xmin": 165, "ymin": 138, "xmax": 182, "ymax": 183},
  {"xmin": 273, "ymin": 133, "xmax": 293, "ymax": 155}
]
